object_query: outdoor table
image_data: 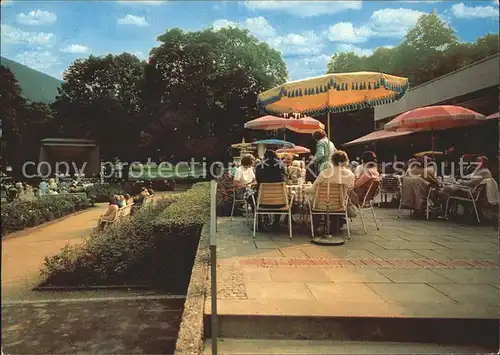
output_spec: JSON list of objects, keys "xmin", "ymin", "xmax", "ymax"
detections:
[{"xmin": 286, "ymin": 183, "xmax": 312, "ymax": 206}]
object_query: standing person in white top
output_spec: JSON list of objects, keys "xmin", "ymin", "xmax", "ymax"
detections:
[{"xmin": 312, "ymin": 129, "xmax": 336, "ymax": 173}]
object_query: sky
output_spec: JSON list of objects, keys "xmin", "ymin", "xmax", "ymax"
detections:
[{"xmin": 1, "ymin": 0, "xmax": 499, "ymax": 80}]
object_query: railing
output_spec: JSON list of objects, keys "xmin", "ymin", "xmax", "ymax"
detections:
[{"xmin": 209, "ymin": 180, "xmax": 218, "ymax": 354}]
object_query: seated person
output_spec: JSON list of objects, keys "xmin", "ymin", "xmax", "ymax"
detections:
[
  {"xmin": 350, "ymin": 151, "xmax": 381, "ymax": 205},
  {"xmin": 140, "ymin": 187, "xmax": 150, "ymax": 198},
  {"xmin": 98, "ymin": 196, "xmax": 120, "ymax": 230},
  {"xmin": 407, "ymin": 156, "xmax": 439, "ymax": 187},
  {"xmin": 124, "ymin": 193, "xmax": 134, "ymax": 205},
  {"xmin": 286, "ymin": 160, "xmax": 302, "ymax": 185},
  {"xmin": 233, "ymin": 154, "xmax": 256, "ymax": 189},
  {"xmin": 305, "ymin": 150, "xmax": 354, "ymax": 233},
  {"xmin": 440, "ymin": 156, "xmax": 492, "ymax": 208},
  {"xmin": 256, "ymin": 150, "xmax": 286, "ymax": 187},
  {"xmin": 255, "ymin": 150, "xmax": 286, "ymax": 228},
  {"xmin": 119, "ymin": 195, "xmax": 128, "ymax": 207}
]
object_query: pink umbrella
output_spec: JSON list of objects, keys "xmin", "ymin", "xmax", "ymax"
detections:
[
  {"xmin": 384, "ymin": 105, "xmax": 485, "ymax": 155},
  {"xmin": 384, "ymin": 105, "xmax": 485, "ymax": 131},
  {"xmin": 486, "ymin": 112, "xmax": 499, "ymax": 120},
  {"xmin": 285, "ymin": 116, "xmax": 324, "ymax": 134},
  {"xmin": 276, "ymin": 145, "xmax": 311, "ymax": 155},
  {"xmin": 244, "ymin": 115, "xmax": 288, "ymax": 130}
]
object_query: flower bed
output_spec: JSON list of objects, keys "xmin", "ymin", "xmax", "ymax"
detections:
[
  {"xmin": 1, "ymin": 195, "xmax": 92, "ymax": 237},
  {"xmin": 41, "ymin": 182, "xmax": 210, "ymax": 292},
  {"xmin": 216, "ymin": 172, "xmax": 237, "ymax": 216}
]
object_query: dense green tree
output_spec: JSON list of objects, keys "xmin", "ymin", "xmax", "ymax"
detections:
[
  {"xmin": 405, "ymin": 11, "xmax": 458, "ymax": 52},
  {"xmin": 325, "ymin": 11, "xmax": 498, "ymax": 87},
  {"xmin": 0, "ymin": 65, "xmax": 26, "ymax": 170},
  {"xmin": 54, "ymin": 53, "xmax": 146, "ymax": 160},
  {"xmin": 141, "ymin": 27, "xmax": 288, "ymax": 161}
]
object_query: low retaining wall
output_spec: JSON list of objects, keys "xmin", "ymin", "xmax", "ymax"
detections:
[{"xmin": 174, "ymin": 223, "xmax": 210, "ymax": 355}]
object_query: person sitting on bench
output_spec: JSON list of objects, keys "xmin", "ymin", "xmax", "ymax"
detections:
[{"xmin": 98, "ymin": 196, "xmax": 119, "ymax": 230}]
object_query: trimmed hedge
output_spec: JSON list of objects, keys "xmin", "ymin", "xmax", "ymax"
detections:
[
  {"xmin": 41, "ymin": 182, "xmax": 210, "ymax": 290},
  {"xmin": 1, "ymin": 195, "xmax": 92, "ymax": 236},
  {"xmin": 85, "ymin": 183, "xmax": 124, "ymax": 203}
]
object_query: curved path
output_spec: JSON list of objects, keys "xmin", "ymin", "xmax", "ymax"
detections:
[{"xmin": 1, "ymin": 204, "xmax": 108, "ymax": 298}]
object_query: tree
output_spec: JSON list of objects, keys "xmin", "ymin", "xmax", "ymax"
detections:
[
  {"xmin": 327, "ymin": 52, "xmax": 365, "ymax": 73},
  {"xmin": 54, "ymin": 53, "xmax": 146, "ymax": 160},
  {"xmin": 405, "ymin": 11, "xmax": 458, "ymax": 52},
  {"xmin": 0, "ymin": 65, "xmax": 26, "ymax": 170},
  {"xmin": 325, "ymin": 13, "xmax": 499, "ymax": 88},
  {"xmin": 141, "ymin": 27, "xmax": 288, "ymax": 161}
]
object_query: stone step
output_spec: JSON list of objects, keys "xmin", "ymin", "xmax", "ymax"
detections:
[
  {"xmin": 204, "ymin": 310, "xmax": 498, "ymax": 350},
  {"xmin": 203, "ymin": 338, "xmax": 490, "ymax": 354}
]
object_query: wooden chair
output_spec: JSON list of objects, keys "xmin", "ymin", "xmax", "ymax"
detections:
[
  {"xmin": 253, "ymin": 182, "xmax": 294, "ymax": 240},
  {"xmin": 353, "ymin": 180, "xmax": 381, "ymax": 234},
  {"xmin": 307, "ymin": 182, "xmax": 350, "ymax": 239}
]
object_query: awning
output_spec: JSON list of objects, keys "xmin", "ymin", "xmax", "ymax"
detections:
[{"xmin": 343, "ymin": 130, "xmax": 414, "ymax": 147}]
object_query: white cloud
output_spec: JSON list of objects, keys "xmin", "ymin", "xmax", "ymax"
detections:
[
  {"xmin": 243, "ymin": 1, "xmax": 362, "ymax": 17},
  {"xmin": 327, "ymin": 8, "xmax": 426, "ymax": 43},
  {"xmin": 16, "ymin": 10, "xmax": 57, "ymax": 25},
  {"xmin": 15, "ymin": 50, "xmax": 60, "ymax": 72},
  {"xmin": 335, "ymin": 43, "xmax": 373, "ymax": 56},
  {"xmin": 1, "ymin": 24, "xmax": 55, "ymax": 46},
  {"xmin": 61, "ymin": 44, "xmax": 88, "ymax": 53},
  {"xmin": 132, "ymin": 51, "xmax": 147, "ymax": 60},
  {"xmin": 117, "ymin": 14, "xmax": 149, "ymax": 26},
  {"xmin": 213, "ymin": 17, "xmax": 323, "ymax": 56},
  {"xmin": 286, "ymin": 54, "xmax": 331, "ymax": 80},
  {"xmin": 116, "ymin": 0, "xmax": 165, "ymax": 5},
  {"xmin": 451, "ymin": 3, "xmax": 499, "ymax": 19},
  {"xmin": 327, "ymin": 22, "xmax": 373, "ymax": 43},
  {"xmin": 213, "ymin": 17, "xmax": 276, "ymax": 39}
]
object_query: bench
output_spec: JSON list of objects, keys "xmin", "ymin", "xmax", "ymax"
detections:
[
  {"xmin": 142, "ymin": 195, "xmax": 154, "ymax": 206},
  {"xmin": 98, "ymin": 203, "xmax": 134, "ymax": 231}
]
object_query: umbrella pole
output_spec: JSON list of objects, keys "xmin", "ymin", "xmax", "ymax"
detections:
[
  {"xmin": 431, "ymin": 130, "xmax": 435, "ymax": 159},
  {"xmin": 284, "ymin": 129, "xmax": 286, "ymax": 142},
  {"xmin": 327, "ymin": 112, "xmax": 331, "ymax": 139}
]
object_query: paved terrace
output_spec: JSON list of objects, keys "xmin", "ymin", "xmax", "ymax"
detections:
[{"xmin": 208, "ymin": 209, "xmax": 499, "ymax": 320}]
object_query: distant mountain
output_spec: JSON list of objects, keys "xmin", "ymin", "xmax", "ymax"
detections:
[{"xmin": 0, "ymin": 56, "xmax": 62, "ymax": 104}]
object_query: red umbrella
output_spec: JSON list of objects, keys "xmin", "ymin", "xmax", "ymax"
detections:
[
  {"xmin": 276, "ymin": 145, "xmax": 311, "ymax": 155},
  {"xmin": 384, "ymin": 105, "xmax": 485, "ymax": 131},
  {"xmin": 384, "ymin": 105, "xmax": 485, "ymax": 155}
]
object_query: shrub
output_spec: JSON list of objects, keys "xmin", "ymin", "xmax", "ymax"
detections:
[
  {"xmin": 85, "ymin": 183, "xmax": 123, "ymax": 203},
  {"xmin": 41, "ymin": 182, "xmax": 210, "ymax": 289},
  {"xmin": 1, "ymin": 195, "xmax": 92, "ymax": 236},
  {"xmin": 216, "ymin": 173, "xmax": 236, "ymax": 216}
]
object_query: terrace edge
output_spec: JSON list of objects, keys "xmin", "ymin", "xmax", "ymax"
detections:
[{"xmin": 174, "ymin": 223, "xmax": 210, "ymax": 355}]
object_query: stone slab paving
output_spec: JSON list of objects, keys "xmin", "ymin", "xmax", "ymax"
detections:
[{"xmin": 208, "ymin": 208, "xmax": 499, "ymax": 319}]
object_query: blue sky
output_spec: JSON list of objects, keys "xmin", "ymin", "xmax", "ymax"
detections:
[{"xmin": 1, "ymin": 0, "xmax": 498, "ymax": 80}]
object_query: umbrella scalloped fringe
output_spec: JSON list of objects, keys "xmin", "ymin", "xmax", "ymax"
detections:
[{"xmin": 257, "ymin": 78, "xmax": 409, "ymax": 115}]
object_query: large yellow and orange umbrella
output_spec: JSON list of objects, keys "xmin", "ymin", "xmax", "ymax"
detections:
[{"xmin": 257, "ymin": 71, "xmax": 409, "ymax": 137}]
